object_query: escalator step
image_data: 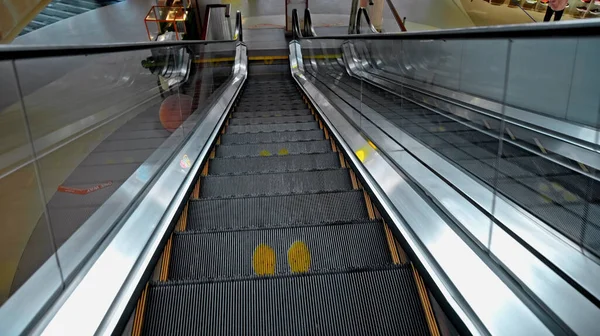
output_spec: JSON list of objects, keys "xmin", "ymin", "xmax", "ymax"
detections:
[
  {"xmin": 209, "ymin": 153, "xmax": 340, "ymax": 175},
  {"xmin": 232, "ymin": 109, "xmax": 311, "ymax": 118},
  {"xmin": 215, "ymin": 140, "xmax": 330, "ymax": 158},
  {"xmin": 229, "ymin": 115, "xmax": 315, "ymax": 125},
  {"xmin": 220, "ymin": 130, "xmax": 324, "ymax": 145},
  {"xmin": 142, "ymin": 266, "xmax": 430, "ymax": 336},
  {"xmin": 235, "ymin": 104, "xmax": 306, "ymax": 112},
  {"xmin": 169, "ymin": 221, "xmax": 392, "ymax": 280},
  {"xmin": 187, "ymin": 190, "xmax": 370, "ymax": 231},
  {"xmin": 238, "ymin": 98, "xmax": 304, "ymax": 105},
  {"xmin": 226, "ymin": 122, "xmax": 319, "ymax": 134},
  {"xmin": 200, "ymin": 169, "xmax": 353, "ymax": 198}
]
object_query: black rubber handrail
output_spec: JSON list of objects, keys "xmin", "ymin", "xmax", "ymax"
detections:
[
  {"xmin": 303, "ymin": 8, "xmax": 317, "ymax": 37},
  {"xmin": 0, "ymin": 11, "xmax": 244, "ymax": 60},
  {"xmin": 292, "ymin": 8, "xmax": 302, "ymax": 39},
  {"xmin": 356, "ymin": 7, "xmax": 378, "ymax": 34},
  {"xmin": 298, "ymin": 19, "xmax": 600, "ymax": 40}
]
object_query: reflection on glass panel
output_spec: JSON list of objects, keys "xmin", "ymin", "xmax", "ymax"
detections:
[
  {"xmin": 3, "ymin": 41, "xmax": 236, "ymax": 303},
  {"xmin": 0, "ymin": 60, "xmax": 62, "ymax": 309}
]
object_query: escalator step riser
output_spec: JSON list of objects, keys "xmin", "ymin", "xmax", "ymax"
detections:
[
  {"xmin": 229, "ymin": 115, "xmax": 314, "ymax": 125},
  {"xmin": 169, "ymin": 221, "xmax": 392, "ymax": 280},
  {"xmin": 226, "ymin": 122, "xmax": 319, "ymax": 134},
  {"xmin": 200, "ymin": 169, "xmax": 353, "ymax": 198},
  {"xmin": 142, "ymin": 267, "xmax": 430, "ymax": 336},
  {"xmin": 220, "ymin": 130, "xmax": 325, "ymax": 145},
  {"xmin": 232, "ymin": 110, "xmax": 311, "ymax": 118},
  {"xmin": 187, "ymin": 190, "xmax": 370, "ymax": 231},
  {"xmin": 209, "ymin": 153, "xmax": 340, "ymax": 175},
  {"xmin": 215, "ymin": 140, "xmax": 331, "ymax": 158}
]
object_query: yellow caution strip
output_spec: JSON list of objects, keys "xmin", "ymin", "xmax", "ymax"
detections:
[
  {"xmin": 349, "ymin": 170, "xmax": 359, "ymax": 189},
  {"xmin": 303, "ymin": 54, "xmax": 343, "ymax": 59},
  {"xmin": 159, "ymin": 236, "xmax": 173, "ymax": 281},
  {"xmin": 175, "ymin": 203, "xmax": 189, "ymax": 232},
  {"xmin": 193, "ymin": 55, "xmax": 289, "ymax": 64},
  {"xmin": 362, "ymin": 190, "xmax": 376, "ymax": 220},
  {"xmin": 412, "ymin": 264, "xmax": 441, "ymax": 336},
  {"xmin": 131, "ymin": 284, "xmax": 149, "ymax": 336},
  {"xmin": 384, "ymin": 224, "xmax": 401, "ymax": 265}
]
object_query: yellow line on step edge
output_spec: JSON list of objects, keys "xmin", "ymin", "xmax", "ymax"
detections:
[{"xmin": 192, "ymin": 54, "xmax": 342, "ymax": 64}]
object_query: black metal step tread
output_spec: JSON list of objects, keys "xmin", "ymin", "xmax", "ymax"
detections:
[
  {"xmin": 168, "ymin": 221, "xmax": 392, "ymax": 280},
  {"xmin": 209, "ymin": 152, "xmax": 340, "ymax": 175},
  {"xmin": 220, "ymin": 129, "xmax": 324, "ymax": 145},
  {"xmin": 226, "ymin": 121, "xmax": 319, "ymax": 134},
  {"xmin": 229, "ymin": 115, "xmax": 314, "ymax": 125},
  {"xmin": 216, "ymin": 140, "xmax": 330, "ymax": 158},
  {"xmin": 200, "ymin": 168, "xmax": 353, "ymax": 198},
  {"xmin": 232, "ymin": 109, "xmax": 311, "ymax": 118},
  {"xmin": 188, "ymin": 190, "xmax": 369, "ymax": 231},
  {"xmin": 238, "ymin": 96, "xmax": 303, "ymax": 103},
  {"xmin": 235, "ymin": 104, "xmax": 307, "ymax": 112},
  {"xmin": 142, "ymin": 266, "xmax": 430, "ymax": 336}
]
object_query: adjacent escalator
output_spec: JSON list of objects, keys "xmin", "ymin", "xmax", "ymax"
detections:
[
  {"xmin": 133, "ymin": 68, "xmax": 439, "ymax": 335},
  {"xmin": 304, "ymin": 59, "xmax": 600, "ymax": 257}
]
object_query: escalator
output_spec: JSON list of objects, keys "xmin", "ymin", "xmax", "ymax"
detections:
[
  {"xmin": 305, "ymin": 58, "xmax": 600, "ymax": 257},
  {"xmin": 132, "ymin": 68, "xmax": 439, "ymax": 335}
]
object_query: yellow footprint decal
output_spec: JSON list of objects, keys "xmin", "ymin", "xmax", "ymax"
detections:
[
  {"xmin": 288, "ymin": 241, "xmax": 311, "ymax": 274},
  {"xmin": 278, "ymin": 148, "xmax": 289, "ymax": 155},
  {"xmin": 259, "ymin": 150, "xmax": 271, "ymax": 156},
  {"xmin": 253, "ymin": 244, "xmax": 275, "ymax": 276}
]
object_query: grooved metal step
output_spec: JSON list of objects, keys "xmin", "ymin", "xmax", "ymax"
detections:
[
  {"xmin": 209, "ymin": 153, "xmax": 341, "ymax": 175},
  {"xmin": 169, "ymin": 221, "xmax": 392, "ymax": 280},
  {"xmin": 142, "ymin": 266, "xmax": 430, "ymax": 336},
  {"xmin": 232, "ymin": 110, "xmax": 311, "ymax": 118},
  {"xmin": 200, "ymin": 169, "xmax": 353, "ymax": 198},
  {"xmin": 229, "ymin": 115, "xmax": 314, "ymax": 125},
  {"xmin": 238, "ymin": 97, "xmax": 303, "ymax": 105},
  {"xmin": 187, "ymin": 190, "xmax": 370, "ymax": 231},
  {"xmin": 220, "ymin": 130, "xmax": 324, "ymax": 145},
  {"xmin": 235, "ymin": 104, "xmax": 307, "ymax": 112},
  {"xmin": 239, "ymin": 92, "xmax": 298, "ymax": 98},
  {"xmin": 226, "ymin": 122, "xmax": 319, "ymax": 134},
  {"xmin": 216, "ymin": 140, "xmax": 330, "ymax": 158}
]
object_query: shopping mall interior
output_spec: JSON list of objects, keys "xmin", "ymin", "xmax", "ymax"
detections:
[{"xmin": 0, "ymin": 0, "xmax": 600, "ymax": 335}]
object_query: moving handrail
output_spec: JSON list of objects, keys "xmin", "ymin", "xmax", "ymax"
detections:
[
  {"xmin": 303, "ymin": 8, "xmax": 317, "ymax": 37},
  {"xmin": 0, "ymin": 12, "xmax": 246, "ymax": 336},
  {"xmin": 292, "ymin": 8, "xmax": 302, "ymax": 39},
  {"xmin": 356, "ymin": 7, "xmax": 378, "ymax": 34},
  {"xmin": 202, "ymin": 4, "xmax": 232, "ymax": 40}
]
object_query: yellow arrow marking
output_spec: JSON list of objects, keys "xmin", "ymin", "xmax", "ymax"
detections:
[
  {"xmin": 259, "ymin": 150, "xmax": 271, "ymax": 156},
  {"xmin": 278, "ymin": 148, "xmax": 289, "ymax": 155}
]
